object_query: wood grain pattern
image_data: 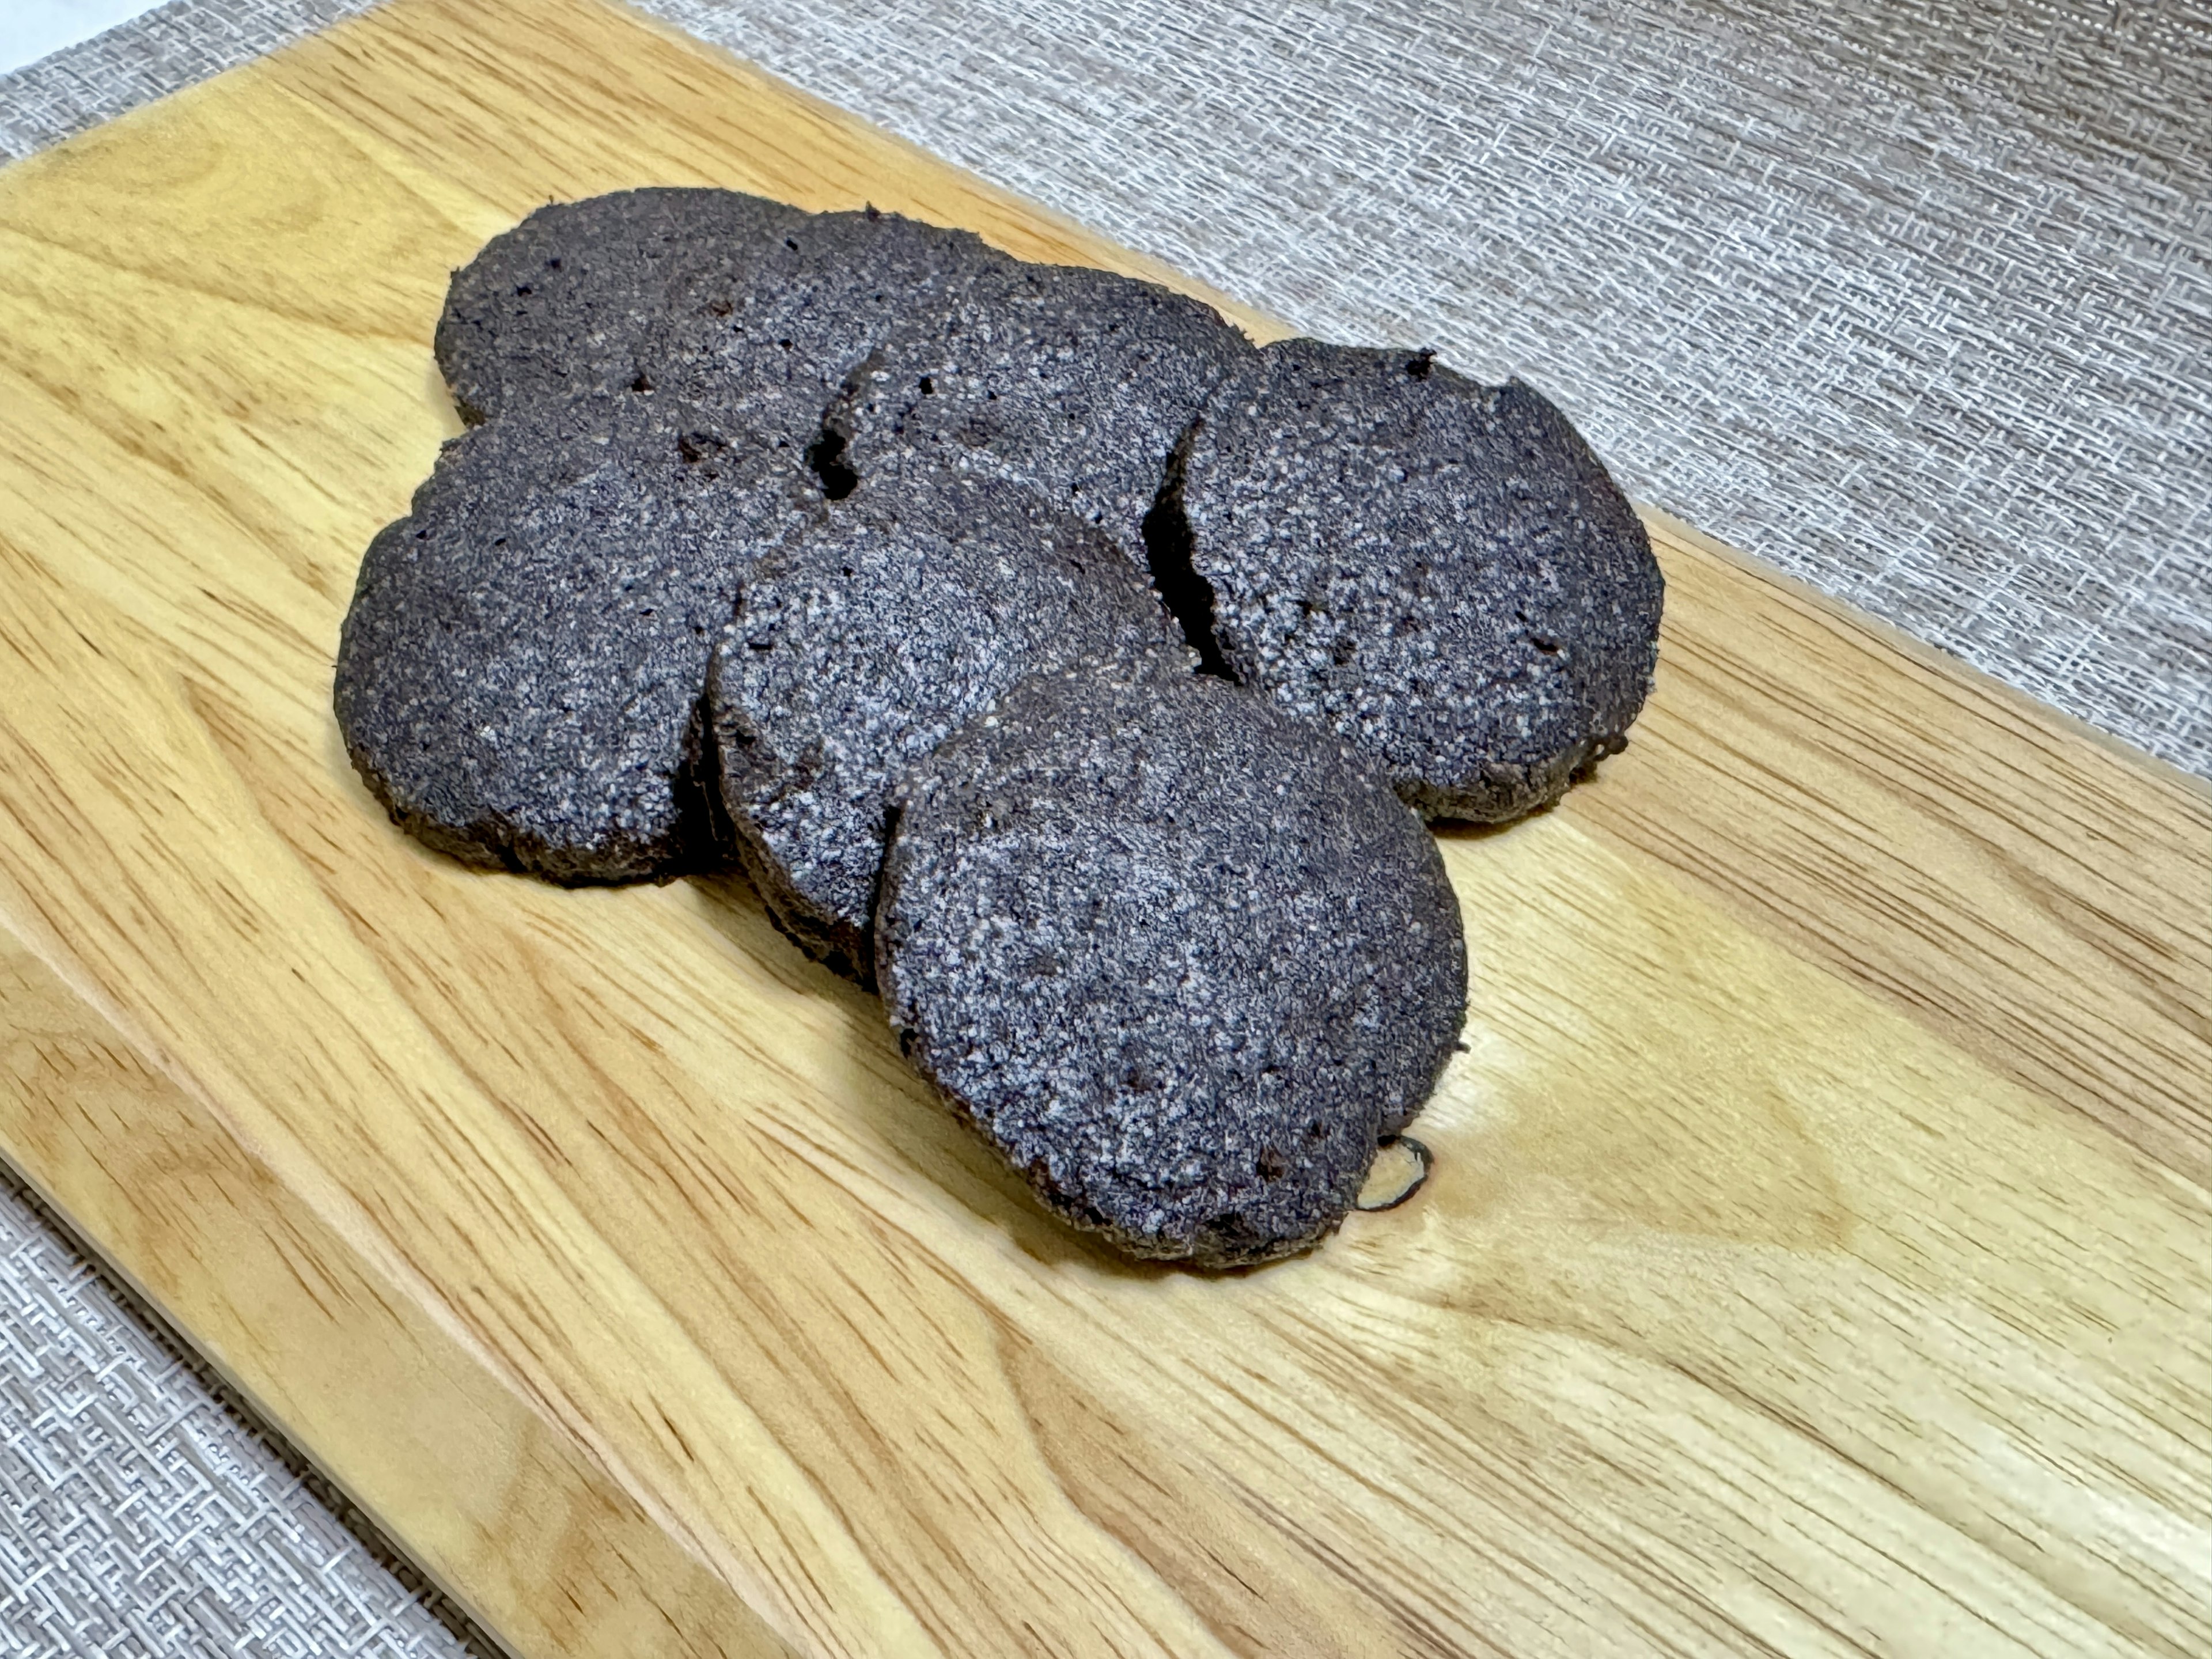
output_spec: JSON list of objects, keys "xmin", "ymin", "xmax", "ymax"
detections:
[
  {"xmin": 0, "ymin": 927, "xmax": 797, "ymax": 1659},
  {"xmin": 0, "ymin": 1, "xmax": 2205, "ymax": 1654},
  {"xmin": 1567, "ymin": 512, "xmax": 2212, "ymax": 1184}
]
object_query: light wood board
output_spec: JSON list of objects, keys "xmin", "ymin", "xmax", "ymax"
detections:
[{"xmin": 0, "ymin": 1, "xmax": 2206, "ymax": 1653}]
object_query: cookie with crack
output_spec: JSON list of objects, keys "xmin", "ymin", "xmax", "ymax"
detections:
[
  {"xmin": 823, "ymin": 260, "xmax": 1253, "ymax": 570},
  {"xmin": 876, "ymin": 665, "xmax": 1466, "ymax": 1267},
  {"xmin": 1163, "ymin": 340, "xmax": 1663, "ymax": 821},
  {"xmin": 335, "ymin": 391, "xmax": 821, "ymax": 882},
  {"xmin": 654, "ymin": 206, "xmax": 1018, "ymax": 445},
  {"xmin": 709, "ymin": 469, "xmax": 1191, "ymax": 983}
]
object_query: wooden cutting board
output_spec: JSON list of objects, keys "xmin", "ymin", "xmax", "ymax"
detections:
[{"xmin": 1, "ymin": 1, "xmax": 2205, "ymax": 1653}]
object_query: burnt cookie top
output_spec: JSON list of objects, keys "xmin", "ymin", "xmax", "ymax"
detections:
[
  {"xmin": 823, "ymin": 261, "xmax": 1253, "ymax": 569},
  {"xmin": 709, "ymin": 468, "xmax": 1191, "ymax": 983},
  {"xmin": 335, "ymin": 391, "xmax": 821, "ymax": 883},
  {"xmin": 1166, "ymin": 340, "xmax": 1664, "ymax": 822},
  {"xmin": 875, "ymin": 666, "xmax": 1467, "ymax": 1267},
  {"xmin": 434, "ymin": 188, "xmax": 810, "ymax": 426}
]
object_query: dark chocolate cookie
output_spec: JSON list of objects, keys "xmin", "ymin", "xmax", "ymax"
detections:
[
  {"xmin": 1164, "ymin": 340, "xmax": 1664, "ymax": 821},
  {"xmin": 654, "ymin": 207, "xmax": 1017, "ymax": 445},
  {"xmin": 709, "ymin": 470, "xmax": 1191, "ymax": 983},
  {"xmin": 335, "ymin": 391, "xmax": 821, "ymax": 882},
  {"xmin": 876, "ymin": 666, "xmax": 1467, "ymax": 1267},
  {"xmin": 433, "ymin": 188, "xmax": 810, "ymax": 426},
  {"xmin": 823, "ymin": 262, "xmax": 1253, "ymax": 570}
]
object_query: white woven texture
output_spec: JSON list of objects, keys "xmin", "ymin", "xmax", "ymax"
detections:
[{"xmin": 0, "ymin": 0, "xmax": 2206, "ymax": 1653}]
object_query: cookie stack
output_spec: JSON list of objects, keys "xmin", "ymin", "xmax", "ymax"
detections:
[{"xmin": 335, "ymin": 190, "xmax": 1662, "ymax": 1266}]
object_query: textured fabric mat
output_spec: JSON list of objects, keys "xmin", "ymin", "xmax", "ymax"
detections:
[{"xmin": 1, "ymin": 0, "xmax": 2207, "ymax": 1653}]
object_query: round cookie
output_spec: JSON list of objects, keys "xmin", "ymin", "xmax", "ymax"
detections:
[
  {"xmin": 433, "ymin": 188, "xmax": 810, "ymax": 426},
  {"xmin": 335, "ymin": 390, "xmax": 821, "ymax": 883},
  {"xmin": 709, "ymin": 470, "xmax": 1192, "ymax": 984},
  {"xmin": 1166, "ymin": 339, "xmax": 1664, "ymax": 822},
  {"xmin": 876, "ymin": 666, "xmax": 1467, "ymax": 1267},
  {"xmin": 824, "ymin": 261, "xmax": 1254, "ymax": 571}
]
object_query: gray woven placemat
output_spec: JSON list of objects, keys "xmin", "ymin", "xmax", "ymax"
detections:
[{"xmin": 1, "ymin": 0, "xmax": 2207, "ymax": 1653}]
